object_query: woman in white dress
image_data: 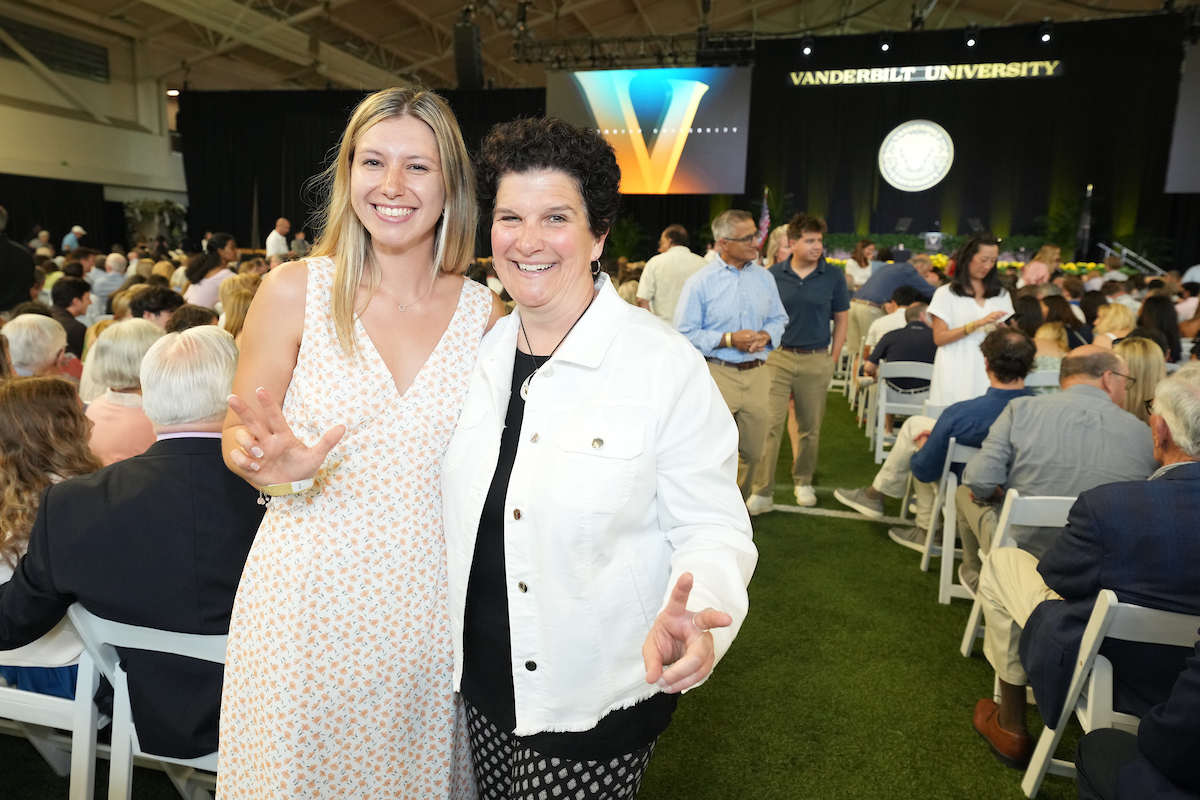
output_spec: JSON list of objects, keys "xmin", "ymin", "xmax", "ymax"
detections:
[
  {"xmin": 927, "ymin": 234, "xmax": 1014, "ymax": 404},
  {"xmin": 846, "ymin": 238, "xmax": 874, "ymax": 290}
]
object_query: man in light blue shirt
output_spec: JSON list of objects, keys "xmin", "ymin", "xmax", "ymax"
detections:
[{"xmin": 676, "ymin": 209, "xmax": 788, "ymax": 504}]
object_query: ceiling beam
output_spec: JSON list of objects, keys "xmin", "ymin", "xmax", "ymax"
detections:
[
  {"xmin": 0, "ymin": 20, "xmax": 110, "ymax": 123},
  {"xmin": 134, "ymin": 0, "xmax": 410, "ymax": 89},
  {"xmin": 324, "ymin": 12, "xmax": 455, "ymax": 85},
  {"xmin": 629, "ymin": 0, "xmax": 658, "ymax": 35},
  {"xmin": 387, "ymin": 0, "xmax": 528, "ymax": 86}
]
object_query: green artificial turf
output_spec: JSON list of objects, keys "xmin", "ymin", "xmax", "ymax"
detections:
[
  {"xmin": 638, "ymin": 392, "xmax": 1081, "ymax": 799},
  {"xmin": 0, "ymin": 391, "xmax": 1082, "ymax": 799}
]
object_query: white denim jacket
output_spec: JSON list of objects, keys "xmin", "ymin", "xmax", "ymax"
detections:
[{"xmin": 443, "ymin": 275, "xmax": 758, "ymax": 736}]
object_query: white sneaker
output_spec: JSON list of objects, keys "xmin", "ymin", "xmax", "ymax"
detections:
[
  {"xmin": 794, "ymin": 485, "xmax": 817, "ymax": 507},
  {"xmin": 745, "ymin": 494, "xmax": 775, "ymax": 516}
]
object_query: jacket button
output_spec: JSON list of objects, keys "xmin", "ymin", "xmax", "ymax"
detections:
[
  {"xmin": 530, "ymin": 433, "xmax": 539, "ymax": 443},
  {"xmin": 525, "ymin": 660, "xmax": 537, "ymax": 671},
  {"xmin": 513, "ymin": 509, "xmax": 522, "ymax": 520},
  {"xmin": 518, "ymin": 581, "xmax": 528, "ymax": 593},
  {"xmin": 592, "ymin": 438, "xmax": 604, "ymax": 449}
]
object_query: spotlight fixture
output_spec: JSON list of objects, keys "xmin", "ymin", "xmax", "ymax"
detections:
[
  {"xmin": 800, "ymin": 33, "xmax": 814, "ymax": 57},
  {"xmin": 166, "ymin": 88, "xmax": 179, "ymax": 97},
  {"xmin": 879, "ymin": 31, "xmax": 893, "ymax": 52},
  {"xmin": 1039, "ymin": 18, "xmax": 1053, "ymax": 43},
  {"xmin": 964, "ymin": 23, "xmax": 979, "ymax": 48}
]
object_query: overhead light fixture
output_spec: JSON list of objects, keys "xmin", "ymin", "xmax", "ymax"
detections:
[
  {"xmin": 166, "ymin": 88, "xmax": 180, "ymax": 97},
  {"xmin": 801, "ymin": 33, "xmax": 814, "ymax": 57},
  {"xmin": 964, "ymin": 24, "xmax": 979, "ymax": 48},
  {"xmin": 879, "ymin": 31, "xmax": 893, "ymax": 52},
  {"xmin": 1039, "ymin": 18, "xmax": 1053, "ymax": 43}
]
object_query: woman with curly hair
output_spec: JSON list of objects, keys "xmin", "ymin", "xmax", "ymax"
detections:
[
  {"xmin": 443, "ymin": 117, "xmax": 756, "ymax": 799},
  {"xmin": 0, "ymin": 377, "xmax": 102, "ymax": 698}
]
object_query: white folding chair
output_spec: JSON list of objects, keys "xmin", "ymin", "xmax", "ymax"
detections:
[
  {"xmin": 1180, "ymin": 339, "xmax": 1193, "ymax": 360},
  {"xmin": 67, "ymin": 605, "xmax": 224, "ymax": 800},
  {"xmin": 1021, "ymin": 591, "xmax": 1200, "ymax": 798},
  {"xmin": 1166, "ymin": 361, "xmax": 1182, "ymax": 374},
  {"xmin": 0, "ymin": 640, "xmax": 100, "ymax": 800},
  {"xmin": 1023, "ymin": 370, "xmax": 1061, "ymax": 391},
  {"xmin": 873, "ymin": 361, "xmax": 934, "ymax": 464},
  {"xmin": 960, "ymin": 489, "xmax": 1077, "ymax": 657},
  {"xmin": 916, "ymin": 441, "xmax": 983, "ymax": 606}
]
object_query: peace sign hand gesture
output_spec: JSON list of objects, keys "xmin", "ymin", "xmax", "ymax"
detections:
[
  {"xmin": 227, "ymin": 386, "xmax": 346, "ymax": 487},
  {"xmin": 642, "ymin": 572, "xmax": 733, "ymax": 694}
]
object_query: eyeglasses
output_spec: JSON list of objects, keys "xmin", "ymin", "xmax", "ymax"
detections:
[
  {"xmin": 721, "ymin": 233, "xmax": 758, "ymax": 245},
  {"xmin": 1109, "ymin": 370, "xmax": 1137, "ymax": 387},
  {"xmin": 1144, "ymin": 398, "xmax": 1156, "ymax": 417}
]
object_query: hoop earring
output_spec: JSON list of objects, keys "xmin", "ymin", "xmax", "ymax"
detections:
[{"xmin": 591, "ymin": 260, "xmax": 601, "ymax": 278}]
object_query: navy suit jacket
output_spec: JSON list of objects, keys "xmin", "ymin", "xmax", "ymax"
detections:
[
  {"xmin": 1020, "ymin": 462, "xmax": 1200, "ymax": 725},
  {"xmin": 0, "ymin": 438, "xmax": 264, "ymax": 758}
]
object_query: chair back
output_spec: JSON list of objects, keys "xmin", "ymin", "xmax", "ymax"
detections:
[
  {"xmin": 877, "ymin": 361, "xmax": 933, "ymax": 417},
  {"xmin": 922, "ymin": 401, "xmax": 950, "ymax": 420},
  {"xmin": 991, "ymin": 489, "xmax": 1075, "ymax": 549},
  {"xmin": 1023, "ymin": 370, "xmax": 1061, "ymax": 389},
  {"xmin": 68, "ymin": 606, "xmax": 227, "ymax": 685}
]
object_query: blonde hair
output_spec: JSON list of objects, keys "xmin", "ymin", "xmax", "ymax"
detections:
[
  {"xmin": 152, "ymin": 260, "xmax": 176, "ymax": 280},
  {"xmin": 0, "ymin": 377, "xmax": 102, "ymax": 566},
  {"xmin": 238, "ymin": 257, "xmax": 265, "ymax": 275},
  {"xmin": 83, "ymin": 318, "xmax": 116, "ymax": 361},
  {"xmin": 1035, "ymin": 322, "xmax": 1068, "ymax": 353},
  {"xmin": 309, "ymin": 86, "xmax": 476, "ymax": 356},
  {"xmin": 219, "ymin": 273, "xmax": 261, "ymax": 311},
  {"xmin": 1031, "ymin": 244, "xmax": 1061, "ymax": 266},
  {"xmin": 764, "ymin": 225, "xmax": 791, "ymax": 267},
  {"xmin": 223, "ymin": 289, "xmax": 254, "ymax": 340},
  {"xmin": 91, "ymin": 319, "xmax": 165, "ymax": 391},
  {"xmin": 1094, "ymin": 303, "xmax": 1136, "ymax": 337},
  {"xmin": 1115, "ymin": 337, "xmax": 1167, "ymax": 424}
]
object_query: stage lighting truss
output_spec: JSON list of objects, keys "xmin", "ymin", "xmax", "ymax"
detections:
[
  {"xmin": 514, "ymin": 30, "xmax": 756, "ymax": 67},
  {"xmin": 1039, "ymin": 18, "xmax": 1054, "ymax": 43},
  {"xmin": 964, "ymin": 23, "xmax": 979, "ymax": 48}
]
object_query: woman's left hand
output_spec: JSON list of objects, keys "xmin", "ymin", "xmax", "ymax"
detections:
[{"xmin": 642, "ymin": 572, "xmax": 733, "ymax": 694}]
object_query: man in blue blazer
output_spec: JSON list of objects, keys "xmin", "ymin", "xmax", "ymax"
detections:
[
  {"xmin": 0, "ymin": 326, "xmax": 264, "ymax": 759},
  {"xmin": 971, "ymin": 363, "xmax": 1200, "ymax": 769}
]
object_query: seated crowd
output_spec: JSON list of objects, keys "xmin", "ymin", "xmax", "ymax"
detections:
[{"xmin": 2, "ymin": 197, "xmax": 1200, "ymax": 800}]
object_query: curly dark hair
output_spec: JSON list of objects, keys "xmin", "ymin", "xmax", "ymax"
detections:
[
  {"xmin": 980, "ymin": 328, "xmax": 1036, "ymax": 384},
  {"xmin": 475, "ymin": 117, "xmax": 621, "ymax": 238},
  {"xmin": 949, "ymin": 233, "xmax": 1003, "ymax": 299}
]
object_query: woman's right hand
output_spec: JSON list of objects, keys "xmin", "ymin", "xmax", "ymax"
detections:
[
  {"xmin": 227, "ymin": 386, "xmax": 346, "ymax": 487},
  {"xmin": 979, "ymin": 310, "xmax": 1008, "ymax": 326}
]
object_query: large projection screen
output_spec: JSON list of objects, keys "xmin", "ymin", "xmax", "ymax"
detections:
[{"xmin": 546, "ymin": 66, "xmax": 752, "ymax": 195}]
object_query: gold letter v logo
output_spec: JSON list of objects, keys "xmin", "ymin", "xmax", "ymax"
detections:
[{"xmin": 572, "ymin": 71, "xmax": 710, "ymax": 194}]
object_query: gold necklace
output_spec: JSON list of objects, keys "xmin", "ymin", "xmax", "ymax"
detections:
[{"xmin": 375, "ymin": 275, "xmax": 436, "ymax": 312}]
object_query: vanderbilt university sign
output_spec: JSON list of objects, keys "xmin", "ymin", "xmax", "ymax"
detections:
[{"xmin": 789, "ymin": 60, "xmax": 1063, "ymax": 86}]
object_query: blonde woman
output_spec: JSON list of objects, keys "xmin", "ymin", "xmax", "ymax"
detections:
[
  {"xmin": 222, "ymin": 289, "xmax": 253, "ymax": 345},
  {"xmin": 78, "ymin": 318, "xmax": 117, "ymax": 402},
  {"xmin": 1115, "ymin": 336, "xmax": 1167, "ymax": 423},
  {"xmin": 218, "ymin": 87, "xmax": 503, "ymax": 798},
  {"xmin": 1094, "ymin": 303, "xmax": 1136, "ymax": 349},
  {"xmin": 1021, "ymin": 244, "xmax": 1060, "ymax": 286},
  {"xmin": 1031, "ymin": 323, "xmax": 1068, "ymax": 395},
  {"xmin": 151, "ymin": 260, "xmax": 176, "ymax": 281},
  {"xmin": 763, "ymin": 224, "xmax": 791, "ymax": 266},
  {"xmin": 0, "ymin": 377, "xmax": 102, "ymax": 698}
]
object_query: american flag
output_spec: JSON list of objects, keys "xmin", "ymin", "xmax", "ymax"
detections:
[{"xmin": 755, "ymin": 187, "xmax": 770, "ymax": 249}]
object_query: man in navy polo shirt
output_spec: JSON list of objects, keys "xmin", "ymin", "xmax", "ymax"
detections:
[{"xmin": 748, "ymin": 213, "xmax": 849, "ymax": 511}]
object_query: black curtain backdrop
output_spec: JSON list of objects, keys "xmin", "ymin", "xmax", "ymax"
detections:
[
  {"xmin": 0, "ymin": 173, "xmax": 112, "ymax": 253},
  {"xmin": 176, "ymin": 89, "xmax": 545, "ymax": 251},
  {"xmin": 176, "ymin": 14, "xmax": 1198, "ymax": 268},
  {"xmin": 742, "ymin": 14, "xmax": 1195, "ymax": 265}
]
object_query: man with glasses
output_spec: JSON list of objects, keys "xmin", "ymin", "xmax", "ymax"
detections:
[
  {"xmin": 746, "ymin": 213, "xmax": 849, "ymax": 512},
  {"xmin": 676, "ymin": 209, "xmax": 788, "ymax": 506},
  {"xmin": 971, "ymin": 363, "xmax": 1200, "ymax": 773},
  {"xmin": 954, "ymin": 345, "xmax": 1157, "ymax": 594}
]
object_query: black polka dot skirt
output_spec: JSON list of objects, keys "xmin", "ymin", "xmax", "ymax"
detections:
[{"xmin": 464, "ymin": 701, "xmax": 657, "ymax": 800}]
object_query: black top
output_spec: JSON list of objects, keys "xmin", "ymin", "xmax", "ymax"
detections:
[
  {"xmin": 0, "ymin": 235, "xmax": 35, "ymax": 313},
  {"xmin": 868, "ymin": 321, "xmax": 937, "ymax": 390},
  {"xmin": 461, "ymin": 348, "xmax": 676, "ymax": 761}
]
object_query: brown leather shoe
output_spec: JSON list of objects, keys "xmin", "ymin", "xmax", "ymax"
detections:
[{"xmin": 973, "ymin": 698, "xmax": 1033, "ymax": 769}]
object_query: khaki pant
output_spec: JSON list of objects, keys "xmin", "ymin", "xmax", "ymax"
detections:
[
  {"xmin": 847, "ymin": 302, "xmax": 884, "ymax": 359},
  {"xmin": 871, "ymin": 414, "xmax": 939, "ymax": 530},
  {"xmin": 955, "ymin": 484, "xmax": 1001, "ymax": 574},
  {"xmin": 979, "ymin": 548, "xmax": 1062, "ymax": 686},
  {"xmin": 751, "ymin": 349, "xmax": 835, "ymax": 496},
  {"xmin": 708, "ymin": 362, "xmax": 772, "ymax": 500}
]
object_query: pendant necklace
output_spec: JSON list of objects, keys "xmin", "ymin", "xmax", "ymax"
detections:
[
  {"xmin": 376, "ymin": 275, "xmax": 436, "ymax": 312},
  {"xmin": 519, "ymin": 291, "xmax": 597, "ymax": 400}
]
